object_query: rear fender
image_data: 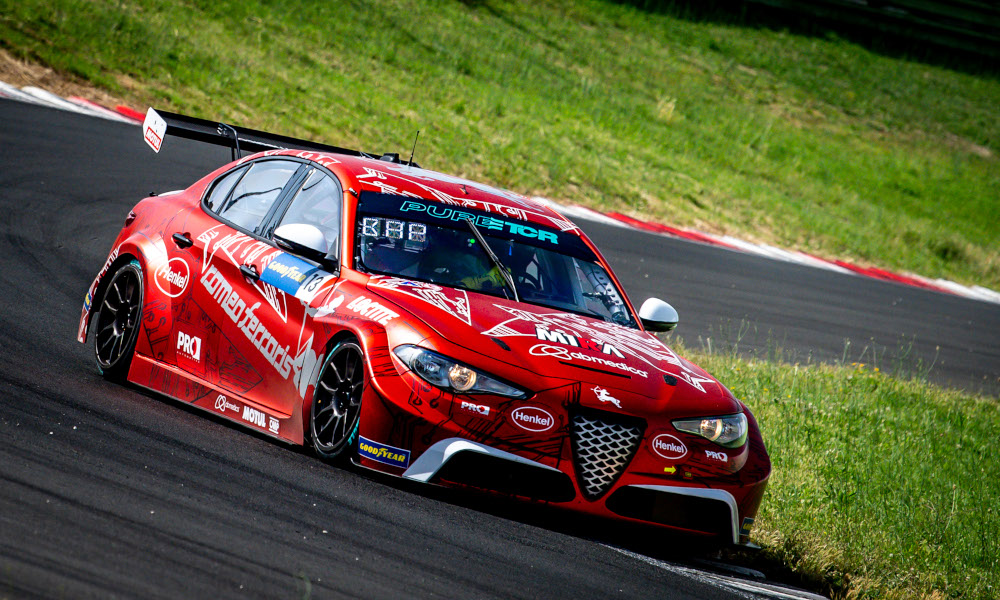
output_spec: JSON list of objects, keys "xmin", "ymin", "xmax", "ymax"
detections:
[
  {"xmin": 77, "ymin": 230, "xmax": 173, "ymax": 348},
  {"xmin": 78, "ymin": 243, "xmax": 132, "ymax": 343}
]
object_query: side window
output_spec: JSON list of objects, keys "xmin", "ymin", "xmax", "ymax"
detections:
[
  {"xmin": 275, "ymin": 168, "xmax": 342, "ymax": 258},
  {"xmin": 204, "ymin": 166, "xmax": 247, "ymax": 211},
  {"xmin": 215, "ymin": 160, "xmax": 300, "ymax": 233}
]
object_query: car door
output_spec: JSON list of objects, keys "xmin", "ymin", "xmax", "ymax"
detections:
[
  {"xmin": 179, "ymin": 158, "xmax": 311, "ymax": 431},
  {"xmin": 159, "ymin": 163, "xmax": 248, "ymax": 381},
  {"xmin": 246, "ymin": 165, "xmax": 345, "ymax": 413}
]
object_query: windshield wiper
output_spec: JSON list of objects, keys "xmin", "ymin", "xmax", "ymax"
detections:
[{"xmin": 464, "ymin": 218, "xmax": 519, "ymax": 303}]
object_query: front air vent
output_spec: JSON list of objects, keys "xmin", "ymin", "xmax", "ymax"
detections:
[{"xmin": 571, "ymin": 411, "xmax": 643, "ymax": 499}]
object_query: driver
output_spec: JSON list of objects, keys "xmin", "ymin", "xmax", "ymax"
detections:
[
  {"xmin": 417, "ymin": 234, "xmax": 507, "ymax": 293},
  {"xmin": 460, "ymin": 264, "xmax": 507, "ymax": 292}
]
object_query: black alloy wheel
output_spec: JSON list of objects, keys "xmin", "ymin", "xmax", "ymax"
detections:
[
  {"xmin": 310, "ymin": 341, "xmax": 365, "ymax": 459},
  {"xmin": 93, "ymin": 260, "xmax": 144, "ymax": 380}
]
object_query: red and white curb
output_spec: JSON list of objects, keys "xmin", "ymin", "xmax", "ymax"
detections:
[
  {"xmin": 2, "ymin": 79, "xmax": 996, "ymax": 306},
  {"xmin": 0, "ymin": 81, "xmax": 142, "ymax": 124},
  {"xmin": 535, "ymin": 202, "xmax": 1000, "ymax": 306}
]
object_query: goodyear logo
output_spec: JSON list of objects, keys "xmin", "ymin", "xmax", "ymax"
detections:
[
  {"xmin": 261, "ymin": 252, "xmax": 319, "ymax": 295},
  {"xmin": 358, "ymin": 436, "xmax": 411, "ymax": 469}
]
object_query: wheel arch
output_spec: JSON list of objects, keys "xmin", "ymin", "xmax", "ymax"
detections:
[
  {"xmin": 299, "ymin": 326, "xmax": 364, "ymax": 444},
  {"xmin": 84, "ymin": 250, "xmax": 145, "ymax": 343},
  {"xmin": 298, "ymin": 320, "xmax": 396, "ymax": 448}
]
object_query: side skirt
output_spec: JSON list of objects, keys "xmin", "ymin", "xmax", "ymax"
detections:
[{"xmin": 127, "ymin": 353, "xmax": 300, "ymax": 445}]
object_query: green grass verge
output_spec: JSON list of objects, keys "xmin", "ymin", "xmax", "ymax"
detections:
[
  {"xmin": 1, "ymin": 0, "xmax": 998, "ymax": 289},
  {"xmin": 671, "ymin": 337, "xmax": 1000, "ymax": 599}
]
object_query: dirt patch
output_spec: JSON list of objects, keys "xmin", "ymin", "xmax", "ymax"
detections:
[{"xmin": 0, "ymin": 48, "xmax": 130, "ymax": 108}]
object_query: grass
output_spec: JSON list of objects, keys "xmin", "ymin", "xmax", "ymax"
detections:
[
  {"xmin": 1, "ymin": 0, "xmax": 998, "ymax": 289},
  {"xmin": 671, "ymin": 336, "xmax": 1000, "ymax": 599}
]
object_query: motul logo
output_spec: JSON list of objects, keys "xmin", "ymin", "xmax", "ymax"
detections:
[
  {"xmin": 651, "ymin": 434, "xmax": 688, "ymax": 460},
  {"xmin": 242, "ymin": 406, "xmax": 266, "ymax": 427},
  {"xmin": 511, "ymin": 406, "xmax": 555, "ymax": 432},
  {"xmin": 155, "ymin": 257, "xmax": 190, "ymax": 298}
]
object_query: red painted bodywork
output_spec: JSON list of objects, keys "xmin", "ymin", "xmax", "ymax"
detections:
[{"xmin": 79, "ymin": 149, "xmax": 770, "ymax": 544}]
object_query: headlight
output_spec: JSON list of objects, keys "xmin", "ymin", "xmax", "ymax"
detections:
[
  {"xmin": 672, "ymin": 413, "xmax": 748, "ymax": 448},
  {"xmin": 393, "ymin": 345, "xmax": 526, "ymax": 398}
]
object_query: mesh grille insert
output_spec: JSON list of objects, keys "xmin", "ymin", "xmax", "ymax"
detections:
[{"xmin": 571, "ymin": 412, "xmax": 643, "ymax": 499}]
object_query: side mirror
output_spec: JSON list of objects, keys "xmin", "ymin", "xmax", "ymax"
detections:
[
  {"xmin": 273, "ymin": 223, "xmax": 328, "ymax": 263},
  {"xmin": 639, "ymin": 297, "xmax": 678, "ymax": 332}
]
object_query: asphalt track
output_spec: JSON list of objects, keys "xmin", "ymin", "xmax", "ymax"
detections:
[{"xmin": 0, "ymin": 97, "xmax": 996, "ymax": 599}]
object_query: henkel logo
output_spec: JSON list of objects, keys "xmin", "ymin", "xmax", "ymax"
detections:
[
  {"xmin": 155, "ymin": 257, "xmax": 190, "ymax": 298},
  {"xmin": 214, "ymin": 394, "xmax": 240, "ymax": 414},
  {"xmin": 460, "ymin": 401, "xmax": 490, "ymax": 417},
  {"xmin": 651, "ymin": 434, "xmax": 688, "ymax": 460},
  {"xmin": 510, "ymin": 406, "xmax": 555, "ymax": 433},
  {"xmin": 176, "ymin": 331, "xmax": 202, "ymax": 362}
]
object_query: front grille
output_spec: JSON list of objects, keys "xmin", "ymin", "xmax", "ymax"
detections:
[{"xmin": 571, "ymin": 412, "xmax": 643, "ymax": 499}]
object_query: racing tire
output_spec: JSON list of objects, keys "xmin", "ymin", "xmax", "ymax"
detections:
[
  {"xmin": 93, "ymin": 259, "xmax": 144, "ymax": 381},
  {"xmin": 309, "ymin": 340, "xmax": 364, "ymax": 460}
]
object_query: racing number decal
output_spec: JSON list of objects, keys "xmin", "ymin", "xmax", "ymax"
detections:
[{"xmin": 295, "ymin": 272, "xmax": 333, "ymax": 303}]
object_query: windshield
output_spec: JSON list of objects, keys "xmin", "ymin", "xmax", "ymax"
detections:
[{"xmin": 355, "ymin": 193, "xmax": 637, "ymax": 328}]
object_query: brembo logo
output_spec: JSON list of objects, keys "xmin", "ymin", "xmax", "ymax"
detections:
[
  {"xmin": 155, "ymin": 257, "xmax": 190, "ymax": 298},
  {"xmin": 510, "ymin": 406, "xmax": 555, "ymax": 433},
  {"xmin": 651, "ymin": 434, "xmax": 688, "ymax": 460}
]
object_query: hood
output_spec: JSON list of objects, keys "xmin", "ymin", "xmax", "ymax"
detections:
[{"xmin": 366, "ymin": 276, "xmax": 739, "ymax": 418}]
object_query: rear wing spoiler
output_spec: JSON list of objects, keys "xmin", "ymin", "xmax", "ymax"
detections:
[{"xmin": 141, "ymin": 107, "xmax": 417, "ymax": 165}]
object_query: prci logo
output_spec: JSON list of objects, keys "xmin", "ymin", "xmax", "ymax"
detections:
[
  {"xmin": 705, "ymin": 450, "xmax": 728, "ymax": 462},
  {"xmin": 177, "ymin": 331, "xmax": 202, "ymax": 362},
  {"xmin": 651, "ymin": 434, "xmax": 688, "ymax": 460},
  {"xmin": 460, "ymin": 401, "xmax": 490, "ymax": 417}
]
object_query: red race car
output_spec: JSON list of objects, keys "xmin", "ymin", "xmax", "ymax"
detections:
[{"xmin": 78, "ymin": 109, "xmax": 769, "ymax": 545}]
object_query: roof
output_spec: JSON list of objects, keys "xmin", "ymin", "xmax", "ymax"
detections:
[{"xmin": 266, "ymin": 149, "xmax": 581, "ymax": 234}]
